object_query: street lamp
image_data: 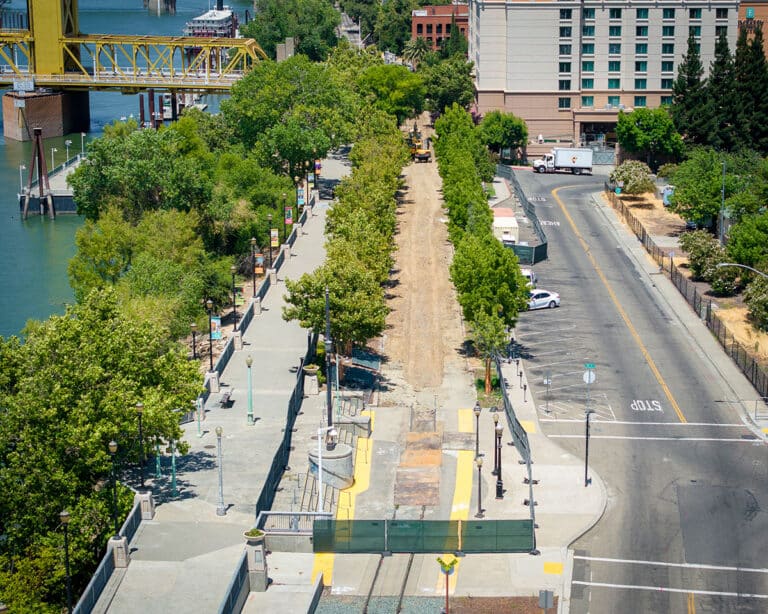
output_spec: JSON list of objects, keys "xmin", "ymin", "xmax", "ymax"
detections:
[
  {"xmin": 492, "ymin": 413, "xmax": 500, "ymax": 476},
  {"xmin": 495, "ymin": 419, "xmax": 504, "ymax": 500},
  {"xmin": 136, "ymin": 402, "xmax": 145, "ymax": 489},
  {"xmin": 584, "ymin": 409, "xmax": 595, "ymax": 487},
  {"xmin": 109, "ymin": 440, "xmax": 119, "ymax": 537},
  {"xmin": 215, "ymin": 426, "xmax": 226, "ymax": 516},
  {"xmin": 324, "ymin": 287, "xmax": 334, "ymax": 429},
  {"xmin": 716, "ymin": 263, "xmax": 768, "ymax": 280},
  {"xmin": 246, "ymin": 354, "xmax": 254, "ymax": 425},
  {"xmin": 267, "ymin": 214, "xmax": 274, "ymax": 269},
  {"xmin": 191, "ymin": 322, "xmax": 197, "ymax": 359},
  {"xmin": 51, "ymin": 147, "xmax": 58, "ymax": 170},
  {"xmin": 60, "ymin": 510, "xmax": 72, "ymax": 614},
  {"xmin": 475, "ymin": 455, "xmax": 484, "ymax": 518},
  {"xmin": 80, "ymin": 132, "xmax": 86, "ymax": 155},
  {"xmin": 282, "ymin": 192, "xmax": 288, "ymax": 243},
  {"xmin": 316, "ymin": 425, "xmax": 338, "ymax": 512},
  {"xmin": 473, "ymin": 401, "xmax": 481, "ymax": 458},
  {"xmin": 18, "ymin": 164, "xmax": 25, "ymax": 193},
  {"xmin": 206, "ymin": 298, "xmax": 214, "ymax": 372},
  {"xmin": 64, "ymin": 139, "xmax": 72, "ymax": 162},
  {"xmin": 230, "ymin": 265, "xmax": 238, "ymax": 332},
  {"xmin": 250, "ymin": 237, "xmax": 257, "ymax": 297}
]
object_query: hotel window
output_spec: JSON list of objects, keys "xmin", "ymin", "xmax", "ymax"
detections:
[
  {"xmin": 636, "ymin": 8, "xmax": 648, "ymax": 20},
  {"xmin": 559, "ymin": 79, "xmax": 571, "ymax": 90},
  {"xmin": 716, "ymin": 25, "xmax": 727, "ymax": 37},
  {"xmin": 609, "ymin": 61, "xmax": 621, "ymax": 72},
  {"xmin": 716, "ymin": 8, "xmax": 728, "ymax": 19},
  {"xmin": 636, "ymin": 43, "xmax": 648, "ymax": 55},
  {"xmin": 689, "ymin": 8, "xmax": 702, "ymax": 19},
  {"xmin": 608, "ymin": 95, "xmax": 621, "ymax": 106},
  {"xmin": 663, "ymin": 26, "xmax": 675, "ymax": 37},
  {"xmin": 560, "ymin": 8, "xmax": 572, "ymax": 19},
  {"xmin": 635, "ymin": 78, "xmax": 647, "ymax": 89},
  {"xmin": 582, "ymin": 78, "xmax": 594, "ymax": 88},
  {"xmin": 636, "ymin": 25, "xmax": 648, "ymax": 37},
  {"xmin": 635, "ymin": 61, "xmax": 647, "ymax": 72},
  {"xmin": 559, "ymin": 44, "xmax": 572, "ymax": 55},
  {"xmin": 661, "ymin": 95, "xmax": 673, "ymax": 105},
  {"xmin": 608, "ymin": 78, "xmax": 621, "ymax": 89},
  {"xmin": 663, "ymin": 8, "xmax": 675, "ymax": 19},
  {"xmin": 610, "ymin": 8, "xmax": 622, "ymax": 19},
  {"xmin": 560, "ymin": 26, "xmax": 572, "ymax": 38},
  {"xmin": 689, "ymin": 26, "xmax": 701, "ymax": 37},
  {"xmin": 583, "ymin": 8, "xmax": 595, "ymax": 19},
  {"xmin": 583, "ymin": 25, "xmax": 595, "ymax": 37},
  {"xmin": 662, "ymin": 43, "xmax": 674, "ymax": 55},
  {"xmin": 661, "ymin": 60, "xmax": 674, "ymax": 72},
  {"xmin": 558, "ymin": 97, "xmax": 571, "ymax": 109},
  {"xmin": 582, "ymin": 61, "xmax": 594, "ymax": 72},
  {"xmin": 634, "ymin": 96, "xmax": 647, "ymax": 107},
  {"xmin": 559, "ymin": 62, "xmax": 572, "ymax": 73},
  {"xmin": 661, "ymin": 78, "xmax": 674, "ymax": 89},
  {"xmin": 609, "ymin": 43, "xmax": 621, "ymax": 54},
  {"xmin": 582, "ymin": 96, "xmax": 594, "ymax": 107},
  {"xmin": 582, "ymin": 43, "xmax": 594, "ymax": 55},
  {"xmin": 609, "ymin": 25, "xmax": 622, "ymax": 37}
]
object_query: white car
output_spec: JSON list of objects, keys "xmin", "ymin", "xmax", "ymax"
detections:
[{"xmin": 528, "ymin": 290, "xmax": 560, "ymax": 310}]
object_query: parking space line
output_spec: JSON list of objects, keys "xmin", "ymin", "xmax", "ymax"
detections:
[
  {"xmin": 574, "ymin": 554, "xmax": 768, "ymax": 574},
  {"xmin": 550, "ymin": 435, "xmax": 758, "ymax": 442},
  {"xmin": 572, "ymin": 580, "xmax": 768, "ymax": 599},
  {"xmin": 542, "ymin": 420, "xmax": 746, "ymax": 427}
]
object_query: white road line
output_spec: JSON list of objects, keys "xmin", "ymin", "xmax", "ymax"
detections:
[
  {"xmin": 572, "ymin": 580, "xmax": 768, "ymax": 599},
  {"xmin": 549, "ymin": 435, "xmax": 759, "ymax": 442},
  {"xmin": 573, "ymin": 555, "xmax": 768, "ymax": 574},
  {"xmin": 540, "ymin": 419, "xmax": 746, "ymax": 426}
]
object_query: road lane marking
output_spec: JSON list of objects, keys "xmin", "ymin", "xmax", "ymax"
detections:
[
  {"xmin": 552, "ymin": 186, "xmax": 687, "ymax": 423},
  {"xmin": 550, "ymin": 435, "xmax": 758, "ymax": 442},
  {"xmin": 540, "ymin": 419, "xmax": 744, "ymax": 426},
  {"xmin": 574, "ymin": 555, "xmax": 768, "ymax": 574},
  {"xmin": 572, "ymin": 580, "xmax": 768, "ymax": 599}
]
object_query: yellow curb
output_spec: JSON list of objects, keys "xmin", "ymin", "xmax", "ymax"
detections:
[
  {"xmin": 519, "ymin": 420, "xmax": 536, "ymax": 434},
  {"xmin": 544, "ymin": 561, "xmax": 563, "ymax": 575}
]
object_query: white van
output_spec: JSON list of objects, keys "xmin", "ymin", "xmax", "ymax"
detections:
[{"xmin": 521, "ymin": 268, "xmax": 537, "ymax": 288}]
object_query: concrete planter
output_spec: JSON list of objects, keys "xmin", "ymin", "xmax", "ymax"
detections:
[{"xmin": 303, "ymin": 365, "xmax": 320, "ymax": 395}]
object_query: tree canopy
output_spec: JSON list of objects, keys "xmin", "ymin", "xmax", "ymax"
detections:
[{"xmin": 616, "ymin": 108, "xmax": 684, "ymax": 170}]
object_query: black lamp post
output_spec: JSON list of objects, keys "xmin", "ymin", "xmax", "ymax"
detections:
[
  {"xmin": 473, "ymin": 402, "xmax": 481, "ymax": 458},
  {"xmin": 206, "ymin": 298, "xmax": 214, "ymax": 372},
  {"xmin": 495, "ymin": 420, "xmax": 504, "ymax": 499},
  {"xmin": 475, "ymin": 455, "xmax": 484, "ymax": 518},
  {"xmin": 294, "ymin": 174, "xmax": 301, "ymax": 214},
  {"xmin": 60, "ymin": 510, "xmax": 72, "ymax": 614},
  {"xmin": 492, "ymin": 413, "xmax": 500, "ymax": 476},
  {"xmin": 282, "ymin": 192, "xmax": 287, "ymax": 243},
  {"xmin": 267, "ymin": 214, "xmax": 273, "ymax": 269},
  {"xmin": 230, "ymin": 265, "xmax": 238, "ymax": 332},
  {"xmin": 250, "ymin": 237, "xmax": 257, "ymax": 296},
  {"xmin": 136, "ymin": 402, "xmax": 145, "ymax": 489},
  {"xmin": 585, "ymin": 409, "xmax": 594, "ymax": 487},
  {"xmin": 109, "ymin": 440, "xmax": 119, "ymax": 537},
  {"xmin": 191, "ymin": 322, "xmax": 197, "ymax": 359},
  {"xmin": 324, "ymin": 286, "xmax": 333, "ymax": 430}
]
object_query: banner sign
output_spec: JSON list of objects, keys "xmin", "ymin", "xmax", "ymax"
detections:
[
  {"xmin": 270, "ymin": 228, "xmax": 279, "ymax": 248},
  {"xmin": 210, "ymin": 316, "xmax": 222, "ymax": 340},
  {"xmin": 285, "ymin": 206, "xmax": 294, "ymax": 225},
  {"xmin": 254, "ymin": 253, "xmax": 264, "ymax": 275}
]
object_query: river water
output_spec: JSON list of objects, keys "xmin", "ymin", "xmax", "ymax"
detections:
[{"xmin": 0, "ymin": 0, "xmax": 252, "ymax": 337}]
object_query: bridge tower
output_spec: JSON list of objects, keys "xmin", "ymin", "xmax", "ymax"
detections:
[{"xmin": 2, "ymin": 0, "xmax": 89, "ymax": 141}]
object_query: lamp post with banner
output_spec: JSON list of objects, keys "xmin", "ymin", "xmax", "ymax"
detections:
[{"xmin": 267, "ymin": 213, "xmax": 274, "ymax": 269}]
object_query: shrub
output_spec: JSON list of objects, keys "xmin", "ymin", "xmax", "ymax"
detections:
[
  {"xmin": 679, "ymin": 229, "xmax": 719, "ymax": 280},
  {"xmin": 744, "ymin": 276, "xmax": 768, "ymax": 331},
  {"xmin": 609, "ymin": 160, "xmax": 655, "ymax": 195},
  {"xmin": 657, "ymin": 163, "xmax": 678, "ymax": 179}
]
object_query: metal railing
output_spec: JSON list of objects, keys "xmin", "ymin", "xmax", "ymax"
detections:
[
  {"xmin": 255, "ymin": 510, "xmax": 332, "ymax": 534},
  {"xmin": 604, "ymin": 187, "xmax": 768, "ymax": 399},
  {"xmin": 496, "ymin": 165, "xmax": 549, "ymax": 264}
]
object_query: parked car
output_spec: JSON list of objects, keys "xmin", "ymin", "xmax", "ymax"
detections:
[{"xmin": 528, "ymin": 290, "xmax": 560, "ymax": 310}]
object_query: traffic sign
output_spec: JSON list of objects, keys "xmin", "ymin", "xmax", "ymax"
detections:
[
  {"xmin": 584, "ymin": 362, "xmax": 595, "ymax": 369},
  {"xmin": 583, "ymin": 370, "xmax": 596, "ymax": 385}
]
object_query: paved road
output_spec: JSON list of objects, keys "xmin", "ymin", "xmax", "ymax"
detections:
[{"xmin": 513, "ymin": 171, "xmax": 768, "ymax": 613}]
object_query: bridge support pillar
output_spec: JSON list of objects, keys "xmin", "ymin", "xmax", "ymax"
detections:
[{"xmin": 3, "ymin": 90, "xmax": 90, "ymax": 142}]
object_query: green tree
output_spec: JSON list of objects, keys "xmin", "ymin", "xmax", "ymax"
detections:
[
  {"xmin": 374, "ymin": 0, "xmax": 416, "ymax": 55},
  {"xmin": 744, "ymin": 275, "xmax": 768, "ymax": 330},
  {"xmin": 704, "ymin": 31, "xmax": 740, "ymax": 151},
  {"xmin": 726, "ymin": 212, "xmax": 768, "ymax": 269},
  {"xmin": 440, "ymin": 15, "xmax": 468, "ymax": 58},
  {"xmin": 679, "ymin": 229, "xmax": 720, "ymax": 280},
  {"xmin": 734, "ymin": 27, "xmax": 754, "ymax": 149},
  {"xmin": 358, "ymin": 64, "xmax": 425, "ymax": 124},
  {"xmin": 672, "ymin": 34, "xmax": 709, "ymax": 145},
  {"xmin": 615, "ymin": 108, "xmax": 684, "ymax": 170},
  {"xmin": 470, "ymin": 311, "xmax": 507, "ymax": 394},
  {"xmin": 240, "ymin": 0, "xmax": 340, "ymax": 61},
  {"xmin": 609, "ymin": 160, "xmax": 656, "ymax": 195},
  {"xmin": 402, "ymin": 36, "xmax": 431, "ymax": 67},
  {"xmin": 478, "ymin": 110, "xmax": 528, "ymax": 156},
  {"xmin": 746, "ymin": 27, "xmax": 768, "ymax": 153},
  {"xmin": 420, "ymin": 56, "xmax": 475, "ymax": 115}
]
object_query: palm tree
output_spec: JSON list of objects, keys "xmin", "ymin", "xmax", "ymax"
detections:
[{"xmin": 402, "ymin": 36, "xmax": 431, "ymax": 68}]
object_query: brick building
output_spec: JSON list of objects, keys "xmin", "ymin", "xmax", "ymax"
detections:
[
  {"xmin": 412, "ymin": 4, "xmax": 469, "ymax": 51},
  {"xmin": 740, "ymin": 1, "xmax": 768, "ymax": 55}
]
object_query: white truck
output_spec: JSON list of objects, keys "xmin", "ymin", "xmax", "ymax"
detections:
[{"xmin": 533, "ymin": 147, "xmax": 593, "ymax": 175}]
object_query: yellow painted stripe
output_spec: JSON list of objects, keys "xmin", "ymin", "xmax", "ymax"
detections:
[
  {"xmin": 762, "ymin": 427, "xmax": 768, "ymax": 434},
  {"xmin": 311, "ymin": 411, "xmax": 375, "ymax": 585},
  {"xmin": 688, "ymin": 592, "xmax": 696, "ymax": 614},
  {"xmin": 519, "ymin": 420, "xmax": 536, "ymax": 434},
  {"xmin": 436, "ymin": 449, "xmax": 475, "ymax": 594},
  {"xmin": 552, "ymin": 187, "xmax": 687, "ymax": 424},
  {"xmin": 544, "ymin": 561, "xmax": 563, "ymax": 575},
  {"xmin": 458, "ymin": 408, "xmax": 474, "ymax": 433}
]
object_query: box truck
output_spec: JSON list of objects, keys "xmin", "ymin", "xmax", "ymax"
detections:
[{"xmin": 533, "ymin": 148, "xmax": 593, "ymax": 175}]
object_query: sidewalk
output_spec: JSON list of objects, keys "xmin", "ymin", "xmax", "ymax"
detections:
[{"xmin": 96, "ymin": 154, "xmax": 351, "ymax": 614}]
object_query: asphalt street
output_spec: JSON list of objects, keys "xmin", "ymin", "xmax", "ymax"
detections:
[{"xmin": 512, "ymin": 171, "xmax": 768, "ymax": 613}]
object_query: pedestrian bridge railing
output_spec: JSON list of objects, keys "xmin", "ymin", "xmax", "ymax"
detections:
[{"xmin": 255, "ymin": 510, "xmax": 333, "ymax": 535}]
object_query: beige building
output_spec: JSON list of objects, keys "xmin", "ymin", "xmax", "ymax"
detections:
[{"xmin": 468, "ymin": 0, "xmax": 739, "ymax": 147}]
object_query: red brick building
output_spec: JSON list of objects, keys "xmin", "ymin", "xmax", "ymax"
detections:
[{"xmin": 411, "ymin": 4, "xmax": 468, "ymax": 51}]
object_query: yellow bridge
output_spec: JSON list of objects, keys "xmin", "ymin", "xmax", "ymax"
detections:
[{"xmin": 0, "ymin": 0, "xmax": 267, "ymax": 93}]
